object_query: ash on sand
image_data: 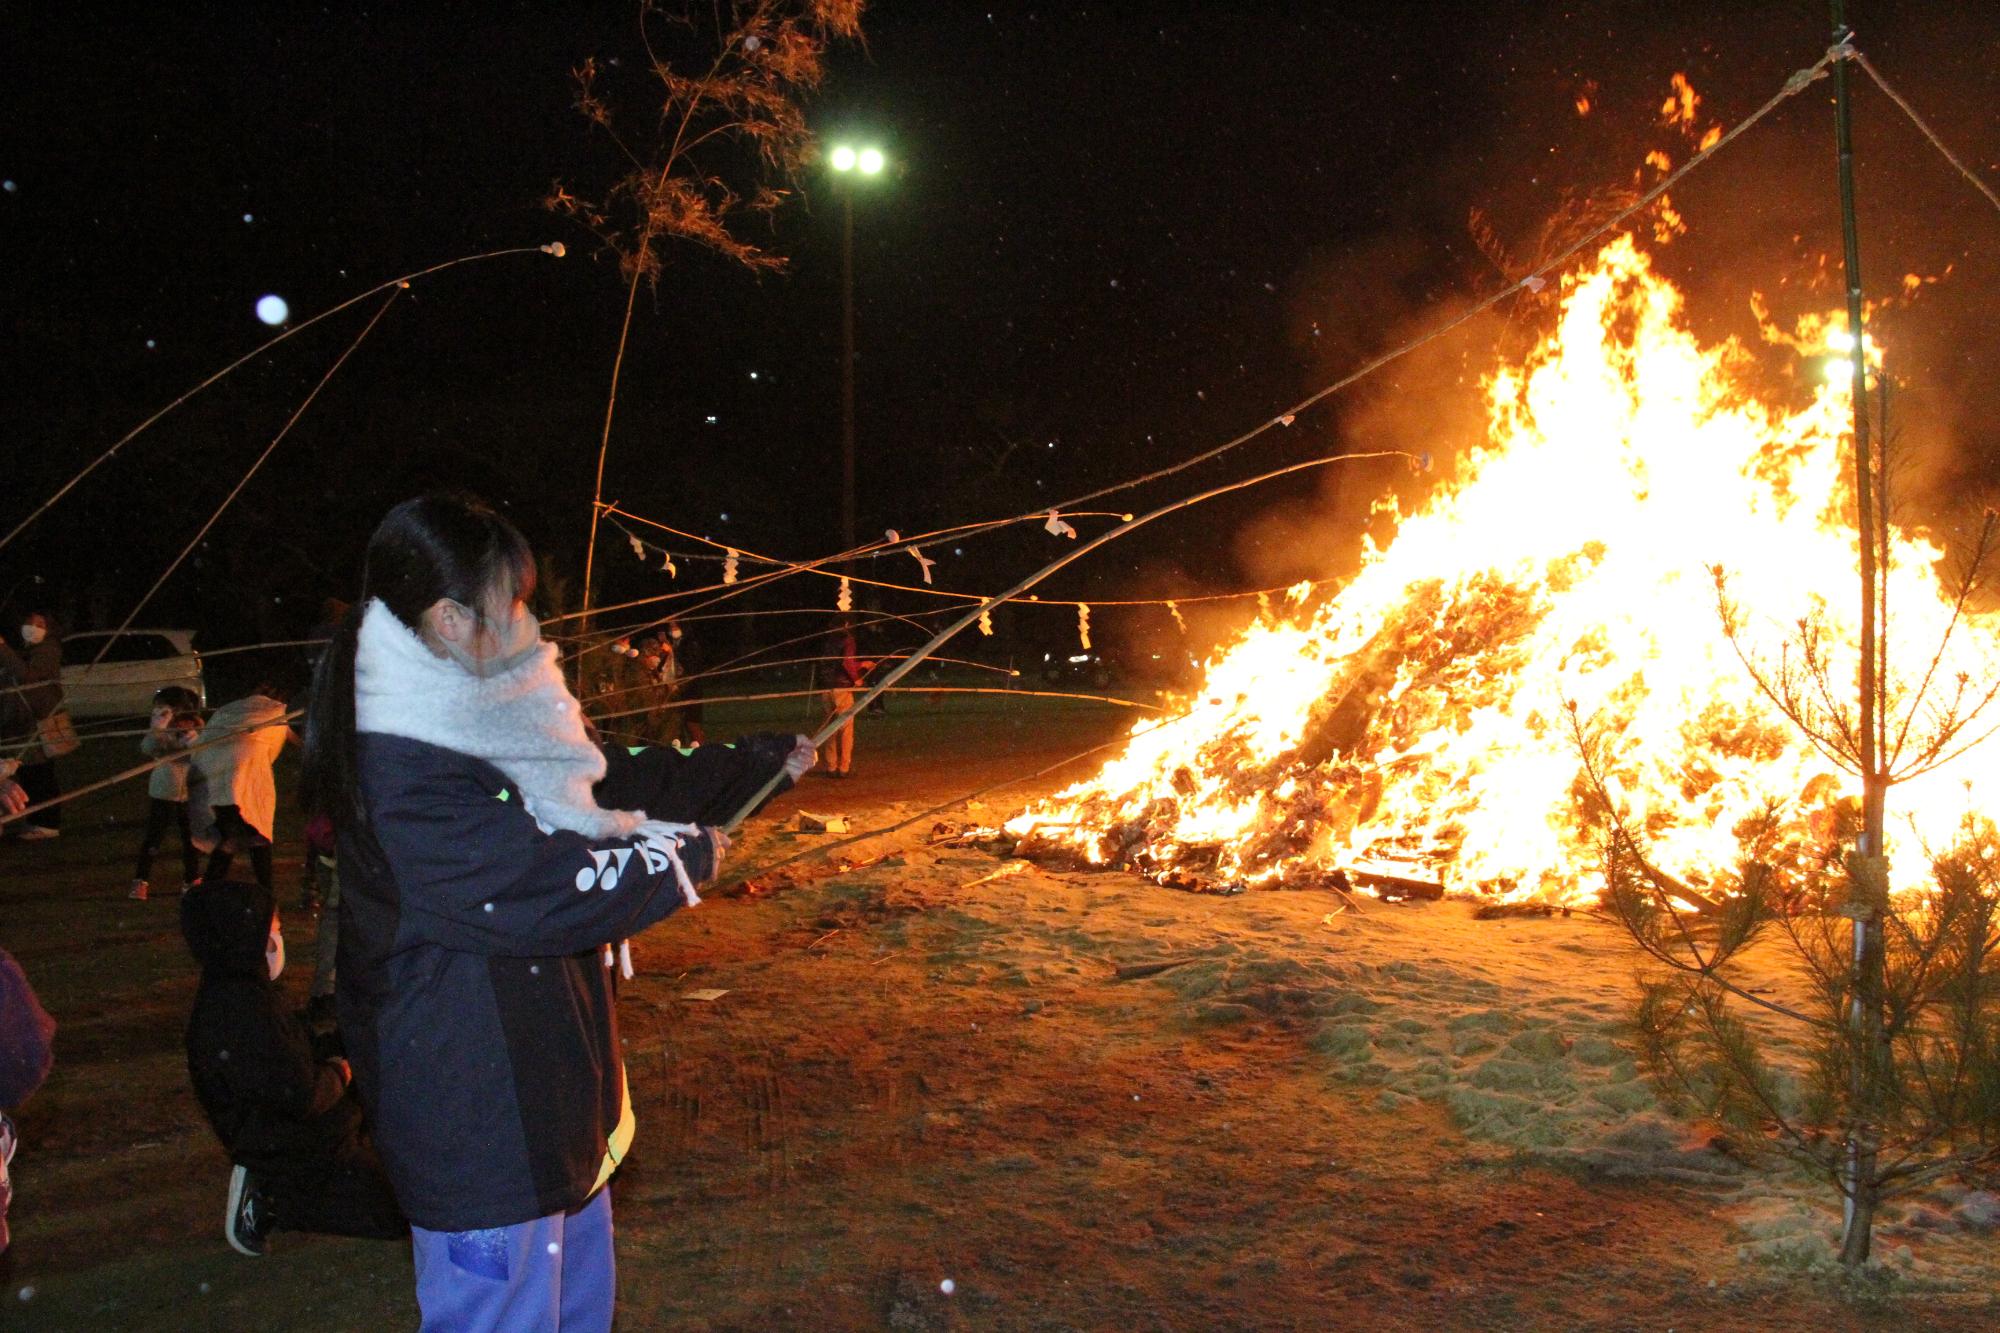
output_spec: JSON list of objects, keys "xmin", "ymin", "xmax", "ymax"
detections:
[
  {"xmin": 1158, "ymin": 892, "xmax": 1999, "ymax": 1289},
  {"xmin": 866, "ymin": 792, "xmax": 2000, "ymax": 1296}
]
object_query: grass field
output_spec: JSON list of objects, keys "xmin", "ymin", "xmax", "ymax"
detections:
[{"xmin": 4, "ymin": 693, "xmax": 1996, "ymax": 1331}]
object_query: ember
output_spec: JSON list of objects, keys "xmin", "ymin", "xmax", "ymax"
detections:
[{"xmin": 1010, "ymin": 237, "xmax": 1999, "ymax": 905}]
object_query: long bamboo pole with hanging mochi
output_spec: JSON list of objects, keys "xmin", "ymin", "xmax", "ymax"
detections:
[{"xmin": 718, "ymin": 447, "xmax": 1416, "ymax": 832}]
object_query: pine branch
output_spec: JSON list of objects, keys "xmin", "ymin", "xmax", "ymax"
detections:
[{"xmin": 1885, "ymin": 510, "xmax": 1998, "ymax": 771}]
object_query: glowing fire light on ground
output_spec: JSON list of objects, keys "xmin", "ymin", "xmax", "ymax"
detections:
[{"xmin": 1011, "ymin": 236, "xmax": 1998, "ymax": 905}]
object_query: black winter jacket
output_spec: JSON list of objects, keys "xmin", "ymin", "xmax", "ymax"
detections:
[
  {"xmin": 336, "ymin": 732, "xmax": 794, "ymax": 1232},
  {"xmin": 0, "ymin": 637, "xmax": 61, "ymax": 723},
  {"xmin": 182, "ymin": 880, "xmax": 361, "ymax": 1174}
]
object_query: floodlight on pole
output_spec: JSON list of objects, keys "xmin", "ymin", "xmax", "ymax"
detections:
[{"xmin": 826, "ymin": 142, "xmax": 890, "ymax": 570}]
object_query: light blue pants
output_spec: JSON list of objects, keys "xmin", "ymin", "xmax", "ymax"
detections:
[{"xmin": 410, "ymin": 1187, "xmax": 614, "ymax": 1332}]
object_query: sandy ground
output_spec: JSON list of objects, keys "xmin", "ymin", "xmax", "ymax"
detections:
[{"xmin": 3, "ymin": 696, "xmax": 1996, "ymax": 1331}]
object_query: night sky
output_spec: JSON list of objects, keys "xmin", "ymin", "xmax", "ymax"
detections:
[{"xmin": 4, "ymin": 1, "xmax": 1996, "ymax": 660}]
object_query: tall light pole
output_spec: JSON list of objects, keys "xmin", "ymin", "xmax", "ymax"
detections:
[{"xmin": 827, "ymin": 143, "xmax": 886, "ymax": 564}]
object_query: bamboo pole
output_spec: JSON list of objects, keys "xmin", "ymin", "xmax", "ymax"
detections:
[
  {"xmin": 578, "ymin": 255, "xmax": 651, "ymax": 646},
  {"xmin": 588, "ymin": 683, "xmax": 1161, "ymax": 729},
  {"xmin": 0, "ymin": 244, "xmax": 560, "ymax": 557},
  {"xmin": 1828, "ymin": 3, "xmax": 1885, "ymax": 1267},
  {"xmin": 717, "ymin": 447, "xmax": 1412, "ymax": 832},
  {"xmin": 90, "ymin": 290, "xmax": 404, "ymax": 669},
  {"xmin": 0, "ymin": 713, "xmax": 301, "ymax": 829}
]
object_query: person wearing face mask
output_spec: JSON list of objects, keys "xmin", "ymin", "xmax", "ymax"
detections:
[
  {"xmin": 190, "ymin": 678, "xmax": 303, "ymax": 894},
  {"xmin": 0, "ymin": 610, "xmax": 68, "ymax": 840},
  {"xmin": 301, "ymin": 495, "xmax": 812, "ymax": 1331},
  {"xmin": 179, "ymin": 878, "xmax": 407, "ymax": 1256}
]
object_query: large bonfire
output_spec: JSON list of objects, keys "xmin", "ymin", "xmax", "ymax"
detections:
[{"xmin": 1010, "ymin": 236, "xmax": 1999, "ymax": 906}]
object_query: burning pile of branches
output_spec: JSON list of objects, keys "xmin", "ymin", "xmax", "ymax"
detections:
[{"xmin": 1009, "ymin": 238, "xmax": 2000, "ymax": 906}]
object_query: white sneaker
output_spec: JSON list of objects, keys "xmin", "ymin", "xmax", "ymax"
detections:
[
  {"xmin": 225, "ymin": 1164, "xmax": 271, "ymax": 1257},
  {"xmin": 15, "ymin": 825, "xmax": 58, "ymax": 841}
]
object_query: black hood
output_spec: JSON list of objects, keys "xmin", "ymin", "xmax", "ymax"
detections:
[{"xmin": 180, "ymin": 879, "xmax": 275, "ymax": 975}]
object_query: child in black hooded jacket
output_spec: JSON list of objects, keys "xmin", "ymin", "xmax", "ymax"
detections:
[{"xmin": 180, "ymin": 878, "xmax": 405, "ymax": 1255}]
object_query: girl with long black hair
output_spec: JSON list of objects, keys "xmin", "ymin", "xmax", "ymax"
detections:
[{"xmin": 301, "ymin": 495, "xmax": 810, "ymax": 1330}]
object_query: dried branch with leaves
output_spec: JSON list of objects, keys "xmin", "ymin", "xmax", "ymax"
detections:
[
  {"xmin": 549, "ymin": 0, "xmax": 865, "ymax": 282},
  {"xmin": 546, "ymin": 0, "xmax": 867, "ymax": 632}
]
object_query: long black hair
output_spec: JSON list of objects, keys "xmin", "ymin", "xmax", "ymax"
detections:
[{"xmin": 300, "ymin": 494, "xmax": 536, "ymax": 832}]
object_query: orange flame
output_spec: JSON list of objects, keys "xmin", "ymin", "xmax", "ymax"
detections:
[
  {"xmin": 1011, "ymin": 238, "xmax": 1997, "ymax": 905},
  {"xmin": 1660, "ymin": 72, "xmax": 1701, "ymax": 127}
]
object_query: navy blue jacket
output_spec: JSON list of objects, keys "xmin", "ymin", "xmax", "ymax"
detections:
[{"xmin": 336, "ymin": 732, "xmax": 793, "ymax": 1231}]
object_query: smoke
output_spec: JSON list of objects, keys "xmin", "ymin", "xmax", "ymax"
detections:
[
  {"xmin": 1227, "ymin": 0, "xmax": 2000, "ymax": 600},
  {"xmin": 1232, "ymin": 275, "xmax": 1505, "ymax": 591}
]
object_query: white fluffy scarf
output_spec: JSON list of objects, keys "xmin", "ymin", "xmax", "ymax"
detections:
[{"xmin": 354, "ymin": 598, "xmax": 647, "ymax": 840}]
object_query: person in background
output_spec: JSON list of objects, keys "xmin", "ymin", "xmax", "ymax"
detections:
[
  {"xmin": 307, "ymin": 598, "xmax": 351, "ymax": 679},
  {"xmin": 664, "ymin": 620, "xmax": 706, "ymax": 747},
  {"xmin": 192, "ymin": 680, "xmax": 300, "ymax": 895},
  {"xmin": 0, "ymin": 658, "xmax": 30, "ymax": 816},
  {"xmin": 818, "ymin": 619, "xmax": 869, "ymax": 778},
  {"xmin": 595, "ymin": 636, "xmax": 652, "ymax": 745},
  {"xmin": 300, "ymin": 602, "xmax": 350, "ymax": 1024},
  {"xmin": 302, "ymin": 494, "xmax": 809, "ymax": 1330},
  {"xmin": 631, "ymin": 632, "xmax": 676, "ymax": 746},
  {"xmin": 0, "ymin": 669, "xmax": 31, "ymax": 819},
  {"xmin": 180, "ymin": 879, "xmax": 405, "ymax": 1256},
  {"xmin": 0, "ymin": 944, "xmax": 55, "ymax": 1256},
  {"xmin": 301, "ymin": 812, "xmax": 340, "ymax": 1031},
  {"xmin": 0, "ymin": 611, "xmax": 67, "ymax": 840},
  {"xmin": 130, "ymin": 685, "xmax": 204, "ymax": 900}
]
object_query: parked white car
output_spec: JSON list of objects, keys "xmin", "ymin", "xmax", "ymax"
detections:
[{"xmin": 60, "ymin": 629, "xmax": 207, "ymax": 720}]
